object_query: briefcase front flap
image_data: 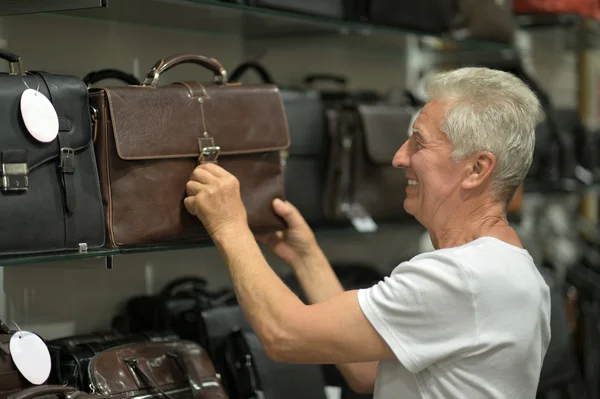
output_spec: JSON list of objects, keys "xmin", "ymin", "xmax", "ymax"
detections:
[
  {"xmin": 89, "ymin": 341, "xmax": 223, "ymax": 396},
  {"xmin": 100, "ymin": 83, "xmax": 290, "ymax": 161},
  {"xmin": 358, "ymin": 104, "xmax": 416, "ymax": 164},
  {"xmin": 0, "ymin": 73, "xmax": 91, "ymax": 172}
]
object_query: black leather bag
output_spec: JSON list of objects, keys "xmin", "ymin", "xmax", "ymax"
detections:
[
  {"xmin": 224, "ymin": 329, "xmax": 328, "ymax": 399},
  {"xmin": 111, "ymin": 277, "xmax": 237, "ymax": 348},
  {"xmin": 0, "ymin": 50, "xmax": 104, "ymax": 256},
  {"xmin": 230, "ymin": 62, "xmax": 329, "ymax": 225},
  {"xmin": 368, "ymin": 0, "xmax": 515, "ymax": 44},
  {"xmin": 82, "ymin": 68, "xmax": 140, "ymax": 87}
]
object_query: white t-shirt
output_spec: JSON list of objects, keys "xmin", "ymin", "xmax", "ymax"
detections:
[{"xmin": 358, "ymin": 237, "xmax": 551, "ymax": 399}]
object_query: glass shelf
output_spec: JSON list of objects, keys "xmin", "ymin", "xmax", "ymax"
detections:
[
  {"xmin": 0, "ymin": 222, "xmax": 424, "ymax": 268},
  {"xmin": 28, "ymin": 0, "xmax": 513, "ymax": 54},
  {"xmin": 0, "ymin": 248, "xmax": 119, "ymax": 267}
]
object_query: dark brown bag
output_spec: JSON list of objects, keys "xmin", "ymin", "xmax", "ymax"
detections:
[
  {"xmin": 87, "ymin": 340, "xmax": 227, "ymax": 398},
  {"xmin": 0, "ymin": 321, "xmax": 33, "ymax": 396},
  {"xmin": 89, "ymin": 53, "xmax": 289, "ymax": 248},
  {"xmin": 324, "ymin": 102, "xmax": 417, "ymax": 227}
]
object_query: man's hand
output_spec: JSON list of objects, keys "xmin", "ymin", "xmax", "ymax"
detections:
[
  {"xmin": 257, "ymin": 199, "xmax": 320, "ymax": 269},
  {"xmin": 184, "ymin": 163, "xmax": 248, "ymax": 237}
]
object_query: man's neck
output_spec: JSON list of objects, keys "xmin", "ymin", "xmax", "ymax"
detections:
[{"xmin": 427, "ymin": 197, "xmax": 515, "ymax": 250}]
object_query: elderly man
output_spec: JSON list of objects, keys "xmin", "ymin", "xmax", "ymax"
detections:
[{"xmin": 184, "ymin": 67, "xmax": 551, "ymax": 398}]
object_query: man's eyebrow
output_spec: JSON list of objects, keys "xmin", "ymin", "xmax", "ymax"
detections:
[{"xmin": 411, "ymin": 128, "xmax": 424, "ymax": 140}]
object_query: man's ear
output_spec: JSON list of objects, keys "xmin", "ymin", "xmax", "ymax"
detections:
[{"xmin": 461, "ymin": 151, "xmax": 496, "ymax": 190}]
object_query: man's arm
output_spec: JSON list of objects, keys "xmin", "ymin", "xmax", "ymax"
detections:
[
  {"xmin": 184, "ymin": 163, "xmax": 394, "ymax": 367},
  {"xmin": 211, "ymin": 224, "xmax": 395, "ymax": 365},
  {"xmin": 288, "ymin": 246, "xmax": 378, "ymax": 394}
]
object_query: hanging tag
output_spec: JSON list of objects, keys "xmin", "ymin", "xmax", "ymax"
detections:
[
  {"xmin": 9, "ymin": 330, "xmax": 51, "ymax": 385},
  {"xmin": 20, "ymin": 89, "xmax": 59, "ymax": 143},
  {"xmin": 341, "ymin": 202, "xmax": 378, "ymax": 233}
]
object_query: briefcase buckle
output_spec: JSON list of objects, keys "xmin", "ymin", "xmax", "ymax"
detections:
[
  {"xmin": 59, "ymin": 148, "xmax": 75, "ymax": 172},
  {"xmin": 198, "ymin": 136, "xmax": 220, "ymax": 164},
  {"xmin": 1, "ymin": 163, "xmax": 29, "ymax": 192}
]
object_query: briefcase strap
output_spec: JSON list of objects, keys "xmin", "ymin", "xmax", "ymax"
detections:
[{"xmin": 36, "ymin": 72, "xmax": 78, "ymax": 248}]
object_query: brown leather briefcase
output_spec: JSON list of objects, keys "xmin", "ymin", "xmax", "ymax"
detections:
[
  {"xmin": 87, "ymin": 340, "xmax": 227, "ymax": 398},
  {"xmin": 324, "ymin": 101, "xmax": 417, "ymax": 226},
  {"xmin": 89, "ymin": 53, "xmax": 289, "ymax": 248}
]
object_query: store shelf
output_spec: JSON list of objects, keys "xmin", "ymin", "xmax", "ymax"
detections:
[
  {"xmin": 0, "ymin": 248, "xmax": 118, "ymax": 267},
  {"xmin": 26, "ymin": 0, "xmax": 512, "ymax": 54},
  {"xmin": 0, "ymin": 222, "xmax": 423, "ymax": 268}
]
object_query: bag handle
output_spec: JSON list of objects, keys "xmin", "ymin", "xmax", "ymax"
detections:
[
  {"xmin": 83, "ymin": 69, "xmax": 141, "ymax": 87},
  {"xmin": 229, "ymin": 62, "xmax": 275, "ymax": 84},
  {"xmin": 0, "ymin": 49, "xmax": 23, "ymax": 75},
  {"xmin": 142, "ymin": 53, "xmax": 227, "ymax": 87},
  {"xmin": 161, "ymin": 276, "xmax": 208, "ymax": 297},
  {"xmin": 303, "ymin": 73, "xmax": 347, "ymax": 88},
  {"xmin": 6, "ymin": 385, "xmax": 81, "ymax": 399}
]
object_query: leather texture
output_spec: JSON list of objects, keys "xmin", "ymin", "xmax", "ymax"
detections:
[
  {"xmin": 325, "ymin": 103, "xmax": 416, "ymax": 222},
  {"xmin": 5, "ymin": 385, "xmax": 108, "ymax": 399},
  {"xmin": 49, "ymin": 332, "xmax": 179, "ymax": 390},
  {"xmin": 0, "ymin": 69, "xmax": 105, "ymax": 255},
  {"xmin": 88, "ymin": 340, "xmax": 227, "ymax": 398},
  {"xmin": 224, "ymin": 330, "xmax": 327, "ymax": 399},
  {"xmin": 229, "ymin": 62, "xmax": 328, "ymax": 225},
  {"xmin": 369, "ymin": 0, "xmax": 515, "ymax": 43},
  {"xmin": 89, "ymin": 53, "xmax": 290, "ymax": 248}
]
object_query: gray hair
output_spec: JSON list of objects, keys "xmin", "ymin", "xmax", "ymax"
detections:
[{"xmin": 424, "ymin": 67, "xmax": 544, "ymax": 203}]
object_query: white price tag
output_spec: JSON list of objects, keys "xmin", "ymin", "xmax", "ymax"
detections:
[
  {"xmin": 10, "ymin": 330, "xmax": 51, "ymax": 385},
  {"xmin": 20, "ymin": 88, "xmax": 59, "ymax": 143},
  {"xmin": 341, "ymin": 202, "xmax": 378, "ymax": 233}
]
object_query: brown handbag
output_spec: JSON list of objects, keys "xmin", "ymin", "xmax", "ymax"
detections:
[
  {"xmin": 89, "ymin": 53, "xmax": 289, "ymax": 248},
  {"xmin": 0, "ymin": 320, "xmax": 33, "ymax": 397},
  {"xmin": 87, "ymin": 340, "xmax": 227, "ymax": 398},
  {"xmin": 324, "ymin": 102, "xmax": 417, "ymax": 226}
]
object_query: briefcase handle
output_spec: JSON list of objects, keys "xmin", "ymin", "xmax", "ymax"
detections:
[
  {"xmin": 142, "ymin": 53, "xmax": 228, "ymax": 87},
  {"xmin": 0, "ymin": 49, "xmax": 24, "ymax": 75},
  {"xmin": 229, "ymin": 61, "xmax": 275, "ymax": 84},
  {"xmin": 303, "ymin": 73, "xmax": 347, "ymax": 88}
]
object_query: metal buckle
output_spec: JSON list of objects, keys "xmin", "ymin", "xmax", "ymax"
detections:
[
  {"xmin": 1, "ymin": 163, "xmax": 29, "ymax": 192},
  {"xmin": 59, "ymin": 148, "xmax": 75, "ymax": 171},
  {"xmin": 198, "ymin": 136, "xmax": 220, "ymax": 164}
]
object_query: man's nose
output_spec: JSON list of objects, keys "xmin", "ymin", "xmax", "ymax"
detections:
[{"xmin": 392, "ymin": 140, "xmax": 410, "ymax": 169}]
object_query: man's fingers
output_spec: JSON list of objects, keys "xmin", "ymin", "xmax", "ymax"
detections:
[
  {"xmin": 256, "ymin": 231, "xmax": 284, "ymax": 247},
  {"xmin": 186, "ymin": 180, "xmax": 204, "ymax": 196},
  {"xmin": 190, "ymin": 165, "xmax": 217, "ymax": 184},
  {"xmin": 200, "ymin": 162, "xmax": 229, "ymax": 178},
  {"xmin": 272, "ymin": 199, "xmax": 307, "ymax": 229},
  {"xmin": 183, "ymin": 196, "xmax": 196, "ymax": 214}
]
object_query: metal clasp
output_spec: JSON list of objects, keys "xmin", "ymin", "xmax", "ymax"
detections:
[
  {"xmin": 59, "ymin": 148, "xmax": 75, "ymax": 171},
  {"xmin": 198, "ymin": 136, "xmax": 220, "ymax": 164},
  {"xmin": 1, "ymin": 163, "xmax": 29, "ymax": 191}
]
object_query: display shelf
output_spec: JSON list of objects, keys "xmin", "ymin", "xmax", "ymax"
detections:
[
  {"xmin": 27, "ymin": 0, "xmax": 513, "ymax": 55},
  {"xmin": 0, "ymin": 248, "xmax": 118, "ymax": 267},
  {"xmin": 0, "ymin": 222, "xmax": 423, "ymax": 268}
]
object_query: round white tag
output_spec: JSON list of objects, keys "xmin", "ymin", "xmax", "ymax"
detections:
[
  {"xmin": 20, "ymin": 89, "xmax": 59, "ymax": 143},
  {"xmin": 9, "ymin": 331, "xmax": 51, "ymax": 385}
]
